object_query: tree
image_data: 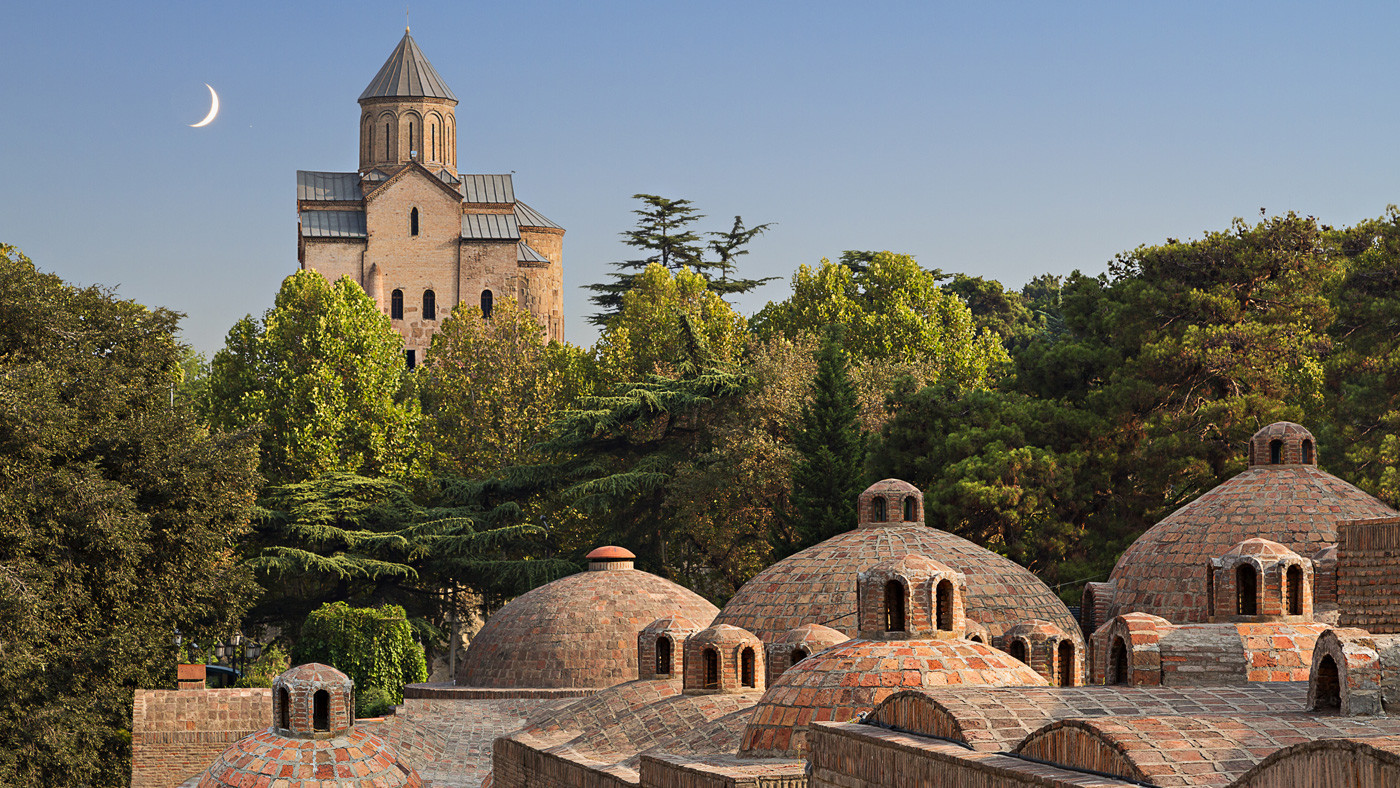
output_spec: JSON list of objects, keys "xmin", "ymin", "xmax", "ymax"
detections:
[
  {"xmin": 588, "ymin": 194, "xmax": 774, "ymax": 324},
  {"xmin": 291, "ymin": 601, "xmax": 427, "ymax": 709},
  {"xmin": 206, "ymin": 270, "xmax": 422, "ymax": 486},
  {"xmin": 594, "ymin": 264, "xmax": 748, "ymax": 383},
  {"xmin": 0, "ymin": 245, "xmax": 260, "ymax": 786},
  {"xmin": 943, "ymin": 273, "xmax": 1038, "ymax": 344},
  {"xmin": 420, "ymin": 296, "xmax": 579, "ymax": 477},
  {"xmin": 786, "ymin": 328, "xmax": 866, "ymax": 554}
]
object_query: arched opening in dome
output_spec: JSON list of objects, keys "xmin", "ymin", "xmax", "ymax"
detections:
[
  {"xmin": 277, "ymin": 687, "xmax": 290, "ymax": 729},
  {"xmin": 423, "ymin": 289, "xmax": 436, "ymax": 321},
  {"xmin": 1008, "ymin": 639, "xmax": 1027, "ymax": 664},
  {"xmin": 740, "ymin": 647, "xmax": 756, "ymax": 688},
  {"xmin": 1057, "ymin": 640, "xmax": 1075, "ymax": 686},
  {"xmin": 1315, "ymin": 654, "xmax": 1341, "ymax": 711},
  {"xmin": 1110, "ymin": 637, "xmax": 1129, "ymax": 685},
  {"xmin": 1205, "ymin": 565, "xmax": 1216, "ymax": 616},
  {"xmin": 1287, "ymin": 564, "xmax": 1303, "ymax": 616},
  {"xmin": 313, "ymin": 690, "xmax": 329, "ymax": 732},
  {"xmin": 481, "ymin": 289, "xmax": 494, "ymax": 319},
  {"xmin": 1270, "ymin": 439, "xmax": 1283, "ymax": 464},
  {"xmin": 391, "ymin": 289, "xmax": 404, "ymax": 320},
  {"xmin": 703, "ymin": 648, "xmax": 719, "ymax": 689},
  {"xmin": 1302, "ymin": 439, "xmax": 1314, "ymax": 464},
  {"xmin": 969, "ymin": 633, "xmax": 984, "ymax": 644},
  {"xmin": 935, "ymin": 579, "xmax": 954, "ymax": 631},
  {"xmin": 884, "ymin": 580, "xmax": 906, "ymax": 632},
  {"xmin": 902, "ymin": 496, "xmax": 917, "ymax": 521},
  {"xmin": 791, "ymin": 647, "xmax": 808, "ymax": 666},
  {"xmin": 410, "ymin": 207, "xmax": 419, "ymax": 236},
  {"xmin": 1081, "ymin": 587, "xmax": 1097, "ymax": 637},
  {"xmin": 1236, "ymin": 564, "xmax": 1258, "ymax": 616},
  {"xmin": 871, "ymin": 497, "xmax": 886, "ymax": 522},
  {"xmin": 656, "ymin": 636, "xmax": 672, "ymax": 675}
]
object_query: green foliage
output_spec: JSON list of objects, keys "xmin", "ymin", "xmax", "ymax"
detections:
[
  {"xmin": 786, "ymin": 328, "xmax": 866, "ymax": 555},
  {"xmin": 595, "ymin": 264, "xmax": 748, "ymax": 382},
  {"xmin": 234, "ymin": 644, "xmax": 290, "ymax": 688},
  {"xmin": 421, "ymin": 296, "xmax": 576, "ymax": 477},
  {"xmin": 292, "ymin": 602, "xmax": 427, "ymax": 707},
  {"xmin": 0, "ymin": 244, "xmax": 260, "ymax": 786},
  {"xmin": 355, "ymin": 686, "xmax": 394, "ymax": 718},
  {"xmin": 207, "ymin": 270, "xmax": 422, "ymax": 486},
  {"xmin": 588, "ymin": 194, "xmax": 773, "ymax": 324}
]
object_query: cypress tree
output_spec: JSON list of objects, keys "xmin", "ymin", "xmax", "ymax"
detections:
[{"xmin": 787, "ymin": 327, "xmax": 866, "ymax": 554}]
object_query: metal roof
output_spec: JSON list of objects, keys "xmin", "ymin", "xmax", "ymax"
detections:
[
  {"xmin": 458, "ymin": 174, "xmax": 515, "ymax": 204},
  {"xmin": 297, "ymin": 171, "xmax": 364, "ymax": 202},
  {"xmin": 514, "ymin": 200, "xmax": 562, "ymax": 230},
  {"xmin": 462, "ymin": 213, "xmax": 520, "ymax": 241},
  {"xmin": 517, "ymin": 242, "xmax": 549, "ymax": 263},
  {"xmin": 300, "ymin": 210, "xmax": 367, "ymax": 238},
  {"xmin": 359, "ymin": 32, "xmax": 457, "ymax": 102},
  {"xmin": 436, "ymin": 169, "xmax": 461, "ymax": 186}
]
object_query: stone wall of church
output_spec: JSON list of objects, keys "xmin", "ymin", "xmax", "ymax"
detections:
[
  {"xmin": 301, "ymin": 238, "xmax": 366, "ymax": 287},
  {"xmin": 519, "ymin": 226, "xmax": 566, "ymax": 343},
  {"xmin": 131, "ymin": 688, "xmax": 271, "ymax": 788}
]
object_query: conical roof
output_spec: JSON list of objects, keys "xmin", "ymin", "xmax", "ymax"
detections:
[{"xmin": 359, "ymin": 31, "xmax": 457, "ymax": 101}]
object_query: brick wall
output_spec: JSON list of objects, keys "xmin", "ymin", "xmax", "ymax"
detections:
[
  {"xmin": 130, "ymin": 688, "xmax": 271, "ymax": 788},
  {"xmin": 638, "ymin": 753, "xmax": 806, "ymax": 788},
  {"xmin": 1338, "ymin": 517, "xmax": 1400, "ymax": 633},
  {"xmin": 493, "ymin": 736, "xmax": 634, "ymax": 788}
]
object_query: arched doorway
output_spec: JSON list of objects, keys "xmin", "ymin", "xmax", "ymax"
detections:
[
  {"xmin": 1057, "ymin": 640, "xmax": 1075, "ymax": 687},
  {"xmin": 935, "ymin": 580, "xmax": 954, "ymax": 631},
  {"xmin": 1286, "ymin": 565, "xmax": 1303, "ymax": 616},
  {"xmin": 703, "ymin": 648, "xmax": 719, "ymax": 690},
  {"xmin": 1110, "ymin": 637, "xmax": 1129, "ymax": 685},
  {"xmin": 1315, "ymin": 654, "xmax": 1341, "ymax": 711}
]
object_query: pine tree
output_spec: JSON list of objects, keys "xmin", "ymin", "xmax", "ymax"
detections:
[
  {"xmin": 587, "ymin": 194, "xmax": 706, "ymax": 325},
  {"xmin": 786, "ymin": 327, "xmax": 866, "ymax": 554},
  {"xmin": 707, "ymin": 216, "xmax": 777, "ymax": 296}
]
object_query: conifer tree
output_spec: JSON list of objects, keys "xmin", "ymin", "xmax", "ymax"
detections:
[
  {"xmin": 707, "ymin": 215, "xmax": 777, "ymax": 296},
  {"xmin": 786, "ymin": 327, "xmax": 866, "ymax": 554}
]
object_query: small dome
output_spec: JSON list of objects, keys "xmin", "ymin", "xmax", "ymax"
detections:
[
  {"xmin": 857, "ymin": 479, "xmax": 924, "ymax": 527},
  {"xmin": 638, "ymin": 616, "xmax": 705, "ymax": 680},
  {"xmin": 683, "ymin": 624, "xmax": 765, "ymax": 694},
  {"xmin": 739, "ymin": 637, "xmax": 1046, "ymax": 756},
  {"xmin": 764, "ymin": 624, "xmax": 849, "ymax": 687},
  {"xmin": 1003, "ymin": 619, "xmax": 1067, "ymax": 640},
  {"xmin": 857, "ymin": 554, "xmax": 967, "ymax": 638},
  {"xmin": 461, "ymin": 549, "xmax": 718, "ymax": 689},
  {"xmin": 1105, "ymin": 426, "xmax": 1391, "ymax": 624},
  {"xmin": 199, "ymin": 664, "xmax": 420, "ymax": 788},
  {"xmin": 1219, "ymin": 537, "xmax": 1302, "ymax": 562},
  {"xmin": 586, "ymin": 545, "xmax": 636, "ymax": 570},
  {"xmin": 1249, "ymin": 422, "xmax": 1317, "ymax": 468}
]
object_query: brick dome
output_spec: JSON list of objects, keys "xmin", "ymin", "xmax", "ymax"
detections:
[
  {"xmin": 712, "ymin": 499, "xmax": 1078, "ymax": 645},
  {"xmin": 1099, "ymin": 425, "xmax": 1394, "ymax": 625},
  {"xmin": 738, "ymin": 636, "xmax": 1047, "ymax": 757},
  {"xmin": 764, "ymin": 624, "xmax": 848, "ymax": 688},
  {"xmin": 460, "ymin": 549, "xmax": 718, "ymax": 689},
  {"xmin": 198, "ymin": 664, "xmax": 421, "ymax": 788}
]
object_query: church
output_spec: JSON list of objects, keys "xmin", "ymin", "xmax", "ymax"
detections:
[{"xmin": 296, "ymin": 30, "xmax": 566, "ymax": 365}]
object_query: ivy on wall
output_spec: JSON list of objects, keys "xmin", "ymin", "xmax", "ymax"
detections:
[{"xmin": 292, "ymin": 601, "xmax": 428, "ymax": 711}]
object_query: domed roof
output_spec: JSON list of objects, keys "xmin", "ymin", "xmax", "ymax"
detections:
[
  {"xmin": 771, "ymin": 623, "xmax": 848, "ymax": 648},
  {"xmin": 713, "ymin": 523, "xmax": 1078, "ymax": 644},
  {"xmin": 461, "ymin": 550, "xmax": 718, "ymax": 689},
  {"xmin": 1106, "ymin": 425, "xmax": 1394, "ymax": 624},
  {"xmin": 1220, "ymin": 537, "xmax": 1302, "ymax": 562},
  {"xmin": 739, "ymin": 637, "xmax": 1046, "ymax": 756}
]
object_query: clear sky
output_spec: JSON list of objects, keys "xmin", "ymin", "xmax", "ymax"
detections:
[{"xmin": 5, "ymin": 1, "xmax": 1400, "ymax": 354}]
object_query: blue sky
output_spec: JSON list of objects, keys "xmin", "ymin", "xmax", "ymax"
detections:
[{"xmin": 5, "ymin": 1, "xmax": 1400, "ymax": 354}]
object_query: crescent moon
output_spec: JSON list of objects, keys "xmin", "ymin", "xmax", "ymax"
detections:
[{"xmin": 190, "ymin": 84, "xmax": 219, "ymax": 128}]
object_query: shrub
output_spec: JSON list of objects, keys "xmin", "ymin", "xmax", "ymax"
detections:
[{"xmin": 292, "ymin": 602, "xmax": 427, "ymax": 705}]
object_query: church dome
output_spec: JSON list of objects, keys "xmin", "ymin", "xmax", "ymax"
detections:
[
  {"xmin": 198, "ymin": 663, "xmax": 421, "ymax": 787},
  {"xmin": 1102, "ymin": 423, "xmax": 1394, "ymax": 624},
  {"xmin": 713, "ymin": 481, "xmax": 1078, "ymax": 645},
  {"xmin": 738, "ymin": 636, "xmax": 1046, "ymax": 757},
  {"xmin": 460, "ymin": 546, "xmax": 718, "ymax": 689}
]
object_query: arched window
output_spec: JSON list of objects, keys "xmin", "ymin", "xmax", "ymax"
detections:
[
  {"xmin": 423, "ymin": 289, "xmax": 436, "ymax": 321},
  {"xmin": 1110, "ymin": 637, "xmax": 1129, "ymax": 685},
  {"xmin": 1057, "ymin": 641, "xmax": 1075, "ymax": 687},
  {"xmin": 1302, "ymin": 439, "xmax": 1314, "ymax": 464},
  {"xmin": 431, "ymin": 125, "xmax": 437, "ymax": 160},
  {"xmin": 969, "ymin": 633, "xmax": 984, "ymax": 644},
  {"xmin": 384, "ymin": 122, "xmax": 390, "ymax": 159},
  {"xmin": 703, "ymin": 648, "xmax": 719, "ymax": 690},
  {"xmin": 935, "ymin": 579, "xmax": 954, "ymax": 631},
  {"xmin": 312, "ymin": 689, "xmax": 329, "ymax": 731},
  {"xmin": 1008, "ymin": 639, "xmax": 1027, "ymax": 664},
  {"xmin": 903, "ymin": 496, "xmax": 917, "ymax": 522},
  {"xmin": 278, "ymin": 687, "xmax": 290, "ymax": 729},
  {"xmin": 884, "ymin": 580, "xmax": 906, "ymax": 632},
  {"xmin": 1270, "ymin": 439, "xmax": 1283, "ymax": 464},
  {"xmin": 1315, "ymin": 654, "xmax": 1341, "ymax": 710},
  {"xmin": 655, "ymin": 636, "xmax": 671, "ymax": 675},
  {"xmin": 481, "ymin": 289, "xmax": 494, "ymax": 319},
  {"xmin": 405, "ymin": 349, "xmax": 416, "ymax": 369},
  {"xmin": 790, "ymin": 647, "xmax": 808, "ymax": 666},
  {"xmin": 391, "ymin": 289, "xmax": 404, "ymax": 320},
  {"xmin": 740, "ymin": 647, "xmax": 756, "ymax": 688},
  {"xmin": 871, "ymin": 497, "xmax": 886, "ymax": 522},
  {"xmin": 408, "ymin": 122, "xmax": 415, "ymax": 157},
  {"xmin": 1287, "ymin": 564, "xmax": 1303, "ymax": 616},
  {"xmin": 1236, "ymin": 564, "xmax": 1258, "ymax": 616},
  {"xmin": 410, "ymin": 207, "xmax": 419, "ymax": 236}
]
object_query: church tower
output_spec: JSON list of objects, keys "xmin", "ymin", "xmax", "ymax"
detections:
[
  {"xmin": 297, "ymin": 30, "xmax": 567, "ymax": 361},
  {"xmin": 358, "ymin": 29, "xmax": 459, "ymax": 176}
]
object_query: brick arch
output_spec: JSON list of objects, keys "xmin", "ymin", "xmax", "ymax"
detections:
[
  {"xmin": 1308, "ymin": 627, "xmax": 1382, "ymax": 714},
  {"xmin": 400, "ymin": 110, "xmax": 424, "ymax": 159},
  {"xmin": 1014, "ymin": 720, "xmax": 1148, "ymax": 785},
  {"xmin": 425, "ymin": 110, "xmax": 445, "ymax": 163},
  {"xmin": 865, "ymin": 690, "xmax": 970, "ymax": 745},
  {"xmin": 375, "ymin": 110, "xmax": 397, "ymax": 163},
  {"xmin": 1234, "ymin": 738, "xmax": 1400, "ymax": 787},
  {"xmin": 1089, "ymin": 613, "xmax": 1168, "ymax": 685}
]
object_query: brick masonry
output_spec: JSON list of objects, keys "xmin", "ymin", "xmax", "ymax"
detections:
[
  {"xmin": 1338, "ymin": 516, "xmax": 1400, "ymax": 633},
  {"xmin": 131, "ymin": 688, "xmax": 271, "ymax": 788}
]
